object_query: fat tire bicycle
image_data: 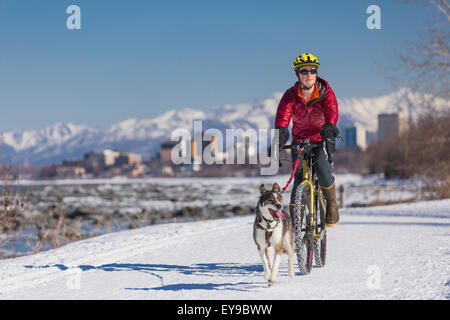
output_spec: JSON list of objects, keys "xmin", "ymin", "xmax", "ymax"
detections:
[{"xmin": 280, "ymin": 140, "xmax": 330, "ymax": 275}]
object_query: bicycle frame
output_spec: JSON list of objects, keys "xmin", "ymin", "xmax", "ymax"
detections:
[
  {"xmin": 299, "ymin": 153, "xmax": 327, "ymax": 240},
  {"xmin": 280, "ymin": 142, "xmax": 328, "ymax": 240}
]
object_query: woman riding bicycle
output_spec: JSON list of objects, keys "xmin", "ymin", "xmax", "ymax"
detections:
[{"xmin": 275, "ymin": 53, "xmax": 340, "ymax": 227}]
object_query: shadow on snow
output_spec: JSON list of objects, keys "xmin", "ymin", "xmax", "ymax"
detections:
[{"xmin": 24, "ymin": 262, "xmax": 268, "ymax": 291}]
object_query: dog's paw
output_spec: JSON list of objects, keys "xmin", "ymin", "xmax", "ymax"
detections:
[{"xmin": 268, "ymin": 280, "xmax": 275, "ymax": 287}]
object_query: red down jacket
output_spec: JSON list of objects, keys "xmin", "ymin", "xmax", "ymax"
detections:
[{"xmin": 275, "ymin": 77, "xmax": 338, "ymax": 143}]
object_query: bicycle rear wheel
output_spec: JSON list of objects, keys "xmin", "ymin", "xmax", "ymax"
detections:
[
  {"xmin": 293, "ymin": 184, "xmax": 313, "ymax": 275},
  {"xmin": 313, "ymin": 235, "xmax": 327, "ymax": 267},
  {"xmin": 313, "ymin": 194, "xmax": 327, "ymax": 267}
]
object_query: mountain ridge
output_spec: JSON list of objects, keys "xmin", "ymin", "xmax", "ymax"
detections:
[{"xmin": 2, "ymin": 88, "xmax": 448, "ymax": 165}]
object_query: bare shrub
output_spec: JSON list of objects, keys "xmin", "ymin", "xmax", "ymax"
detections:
[
  {"xmin": 0, "ymin": 134, "xmax": 24, "ymax": 259},
  {"xmin": 365, "ymin": 113, "xmax": 450, "ymax": 199},
  {"xmin": 393, "ymin": 0, "xmax": 450, "ymax": 99},
  {"xmin": 32, "ymin": 208, "xmax": 87, "ymax": 253}
]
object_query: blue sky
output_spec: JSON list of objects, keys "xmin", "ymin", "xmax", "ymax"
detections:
[{"xmin": 0, "ymin": 0, "xmax": 437, "ymax": 132}]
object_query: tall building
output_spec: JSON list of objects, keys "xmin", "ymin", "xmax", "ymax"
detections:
[
  {"xmin": 344, "ymin": 125, "xmax": 367, "ymax": 150},
  {"xmin": 103, "ymin": 149, "xmax": 120, "ymax": 166},
  {"xmin": 83, "ymin": 151, "xmax": 106, "ymax": 172},
  {"xmin": 115, "ymin": 152, "xmax": 142, "ymax": 166},
  {"xmin": 160, "ymin": 141, "xmax": 179, "ymax": 164},
  {"xmin": 377, "ymin": 113, "xmax": 409, "ymax": 141}
]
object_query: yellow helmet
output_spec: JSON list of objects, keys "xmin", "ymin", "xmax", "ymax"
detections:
[{"xmin": 293, "ymin": 53, "xmax": 320, "ymax": 70}]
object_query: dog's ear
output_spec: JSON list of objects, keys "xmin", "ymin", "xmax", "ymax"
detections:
[
  {"xmin": 259, "ymin": 184, "xmax": 267, "ymax": 195},
  {"xmin": 272, "ymin": 183, "xmax": 281, "ymax": 194}
]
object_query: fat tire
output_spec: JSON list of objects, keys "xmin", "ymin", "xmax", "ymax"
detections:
[
  {"xmin": 293, "ymin": 184, "xmax": 313, "ymax": 275},
  {"xmin": 313, "ymin": 195, "xmax": 327, "ymax": 267},
  {"xmin": 313, "ymin": 235, "xmax": 327, "ymax": 267}
]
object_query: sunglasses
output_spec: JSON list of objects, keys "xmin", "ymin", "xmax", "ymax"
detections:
[{"xmin": 298, "ymin": 69, "xmax": 318, "ymax": 75}]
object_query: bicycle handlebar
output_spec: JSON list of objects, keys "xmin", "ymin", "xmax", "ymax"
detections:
[
  {"xmin": 280, "ymin": 140, "xmax": 333, "ymax": 165},
  {"xmin": 281, "ymin": 142, "xmax": 323, "ymax": 152},
  {"xmin": 279, "ymin": 137, "xmax": 344, "ymax": 190}
]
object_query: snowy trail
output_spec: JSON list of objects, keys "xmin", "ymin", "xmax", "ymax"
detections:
[{"xmin": 0, "ymin": 200, "xmax": 449, "ymax": 299}]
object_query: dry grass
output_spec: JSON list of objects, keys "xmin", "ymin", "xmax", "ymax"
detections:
[
  {"xmin": 26, "ymin": 210, "xmax": 121, "ymax": 256},
  {"xmin": 419, "ymin": 175, "xmax": 450, "ymax": 200},
  {"xmin": 5, "ymin": 200, "xmax": 149, "ymax": 259}
]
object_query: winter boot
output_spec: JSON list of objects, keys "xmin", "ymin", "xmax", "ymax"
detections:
[{"xmin": 321, "ymin": 180, "xmax": 339, "ymax": 227}]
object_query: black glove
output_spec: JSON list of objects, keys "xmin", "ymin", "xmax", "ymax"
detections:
[
  {"xmin": 320, "ymin": 122, "xmax": 339, "ymax": 140},
  {"xmin": 320, "ymin": 123, "xmax": 339, "ymax": 153}
]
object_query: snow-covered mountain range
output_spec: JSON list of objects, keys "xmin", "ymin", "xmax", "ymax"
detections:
[{"xmin": 1, "ymin": 88, "xmax": 448, "ymax": 165}]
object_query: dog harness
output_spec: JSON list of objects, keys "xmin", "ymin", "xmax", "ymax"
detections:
[{"xmin": 256, "ymin": 212, "xmax": 280, "ymax": 245}]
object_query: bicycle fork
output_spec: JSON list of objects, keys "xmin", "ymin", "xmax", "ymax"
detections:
[{"xmin": 299, "ymin": 180, "xmax": 327, "ymax": 242}]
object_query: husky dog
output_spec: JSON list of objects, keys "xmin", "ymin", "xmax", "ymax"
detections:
[{"xmin": 253, "ymin": 183, "xmax": 295, "ymax": 287}]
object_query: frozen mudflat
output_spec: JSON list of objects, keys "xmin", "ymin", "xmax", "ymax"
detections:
[
  {"xmin": 0, "ymin": 196, "xmax": 448, "ymax": 300},
  {"xmin": 5, "ymin": 173, "xmax": 419, "ymax": 257}
]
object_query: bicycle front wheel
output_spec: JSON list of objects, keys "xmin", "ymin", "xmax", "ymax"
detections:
[{"xmin": 293, "ymin": 184, "xmax": 313, "ymax": 275}]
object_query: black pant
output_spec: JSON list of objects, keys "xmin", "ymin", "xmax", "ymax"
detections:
[{"xmin": 290, "ymin": 143, "xmax": 334, "ymax": 204}]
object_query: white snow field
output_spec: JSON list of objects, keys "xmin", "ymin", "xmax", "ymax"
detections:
[{"xmin": 0, "ymin": 198, "xmax": 449, "ymax": 300}]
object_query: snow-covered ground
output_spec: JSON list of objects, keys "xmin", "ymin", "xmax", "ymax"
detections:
[{"xmin": 0, "ymin": 197, "xmax": 448, "ymax": 300}]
